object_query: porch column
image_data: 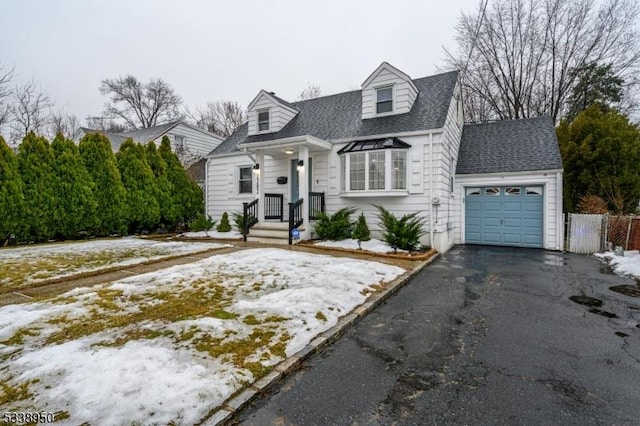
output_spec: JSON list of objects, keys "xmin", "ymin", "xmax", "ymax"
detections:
[
  {"xmin": 298, "ymin": 146, "xmax": 309, "ymax": 228},
  {"xmin": 256, "ymin": 151, "xmax": 265, "ymax": 222}
]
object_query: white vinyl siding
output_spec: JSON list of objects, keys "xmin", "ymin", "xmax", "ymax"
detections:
[{"xmin": 151, "ymin": 123, "xmax": 223, "ymax": 157}]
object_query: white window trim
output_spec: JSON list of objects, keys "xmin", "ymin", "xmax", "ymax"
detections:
[
  {"xmin": 375, "ymin": 85, "xmax": 395, "ymax": 116},
  {"xmin": 237, "ymin": 165, "xmax": 254, "ymax": 198},
  {"xmin": 340, "ymin": 149, "xmax": 408, "ymax": 196},
  {"xmin": 257, "ymin": 109, "xmax": 270, "ymax": 133}
]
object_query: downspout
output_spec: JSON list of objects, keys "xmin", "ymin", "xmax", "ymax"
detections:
[
  {"xmin": 204, "ymin": 157, "xmax": 209, "ymax": 216},
  {"xmin": 429, "ymin": 133, "xmax": 434, "ymax": 248},
  {"xmin": 557, "ymin": 171, "xmax": 563, "ymax": 251}
]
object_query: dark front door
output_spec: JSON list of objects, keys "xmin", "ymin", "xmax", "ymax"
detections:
[{"xmin": 291, "ymin": 158, "xmax": 312, "ymax": 202}]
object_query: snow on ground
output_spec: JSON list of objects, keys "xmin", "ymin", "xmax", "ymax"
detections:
[
  {"xmin": 0, "ymin": 237, "xmax": 229, "ymax": 290},
  {"xmin": 314, "ymin": 238, "xmax": 407, "ymax": 253},
  {"xmin": 594, "ymin": 250, "xmax": 640, "ymax": 280},
  {"xmin": 181, "ymin": 230, "xmax": 244, "ymax": 239},
  {"xmin": 0, "ymin": 248, "xmax": 405, "ymax": 425}
]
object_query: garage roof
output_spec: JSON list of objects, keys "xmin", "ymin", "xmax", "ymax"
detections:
[{"xmin": 456, "ymin": 116, "xmax": 563, "ymax": 174}]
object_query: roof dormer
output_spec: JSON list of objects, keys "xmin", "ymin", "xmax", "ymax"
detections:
[
  {"xmin": 247, "ymin": 90, "xmax": 299, "ymax": 136},
  {"xmin": 361, "ymin": 62, "xmax": 419, "ymax": 119}
]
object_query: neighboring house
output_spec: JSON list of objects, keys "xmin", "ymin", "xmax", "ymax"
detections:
[
  {"xmin": 205, "ymin": 62, "xmax": 563, "ymax": 252},
  {"xmin": 80, "ymin": 120, "xmax": 223, "ymax": 186}
]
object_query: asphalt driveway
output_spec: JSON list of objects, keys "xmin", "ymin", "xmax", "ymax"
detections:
[{"xmin": 235, "ymin": 246, "xmax": 640, "ymax": 425}]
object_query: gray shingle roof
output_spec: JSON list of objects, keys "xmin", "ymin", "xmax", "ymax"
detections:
[
  {"xmin": 82, "ymin": 120, "xmax": 221, "ymax": 152},
  {"xmin": 211, "ymin": 70, "xmax": 459, "ymax": 156},
  {"xmin": 456, "ymin": 117, "xmax": 563, "ymax": 174}
]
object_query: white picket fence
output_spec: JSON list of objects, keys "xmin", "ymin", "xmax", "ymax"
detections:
[{"xmin": 566, "ymin": 213, "xmax": 607, "ymax": 254}]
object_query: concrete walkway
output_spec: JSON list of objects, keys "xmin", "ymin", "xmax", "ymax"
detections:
[{"xmin": 236, "ymin": 245, "xmax": 640, "ymax": 425}]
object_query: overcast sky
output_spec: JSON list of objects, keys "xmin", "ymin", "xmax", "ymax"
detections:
[{"xmin": 1, "ymin": 0, "xmax": 480, "ymax": 124}]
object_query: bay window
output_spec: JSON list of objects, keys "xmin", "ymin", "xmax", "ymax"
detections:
[{"xmin": 338, "ymin": 137, "xmax": 410, "ymax": 193}]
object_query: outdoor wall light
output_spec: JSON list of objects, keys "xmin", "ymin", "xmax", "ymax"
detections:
[
  {"xmin": 253, "ymin": 163, "xmax": 260, "ymax": 174},
  {"xmin": 297, "ymin": 160, "xmax": 304, "ymax": 171},
  {"xmin": 284, "ymin": 148, "xmax": 295, "ymax": 154}
]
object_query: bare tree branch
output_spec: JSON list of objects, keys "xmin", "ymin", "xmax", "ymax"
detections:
[
  {"xmin": 298, "ymin": 83, "xmax": 322, "ymax": 100},
  {"xmin": 0, "ymin": 62, "xmax": 14, "ymax": 132},
  {"xmin": 9, "ymin": 80, "xmax": 52, "ymax": 143},
  {"xmin": 188, "ymin": 100, "xmax": 246, "ymax": 137},
  {"xmin": 445, "ymin": 0, "xmax": 640, "ymax": 123},
  {"xmin": 49, "ymin": 110, "xmax": 82, "ymax": 140},
  {"xmin": 99, "ymin": 75, "xmax": 183, "ymax": 129}
]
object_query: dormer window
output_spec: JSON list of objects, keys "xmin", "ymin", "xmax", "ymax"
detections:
[
  {"xmin": 376, "ymin": 87, "xmax": 393, "ymax": 114},
  {"xmin": 258, "ymin": 110, "xmax": 270, "ymax": 132}
]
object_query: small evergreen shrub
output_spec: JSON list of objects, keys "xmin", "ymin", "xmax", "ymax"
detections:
[
  {"xmin": 375, "ymin": 205, "xmax": 426, "ymax": 252},
  {"xmin": 217, "ymin": 212, "xmax": 232, "ymax": 232},
  {"xmin": 315, "ymin": 207, "xmax": 356, "ymax": 240},
  {"xmin": 189, "ymin": 214, "xmax": 215, "ymax": 234},
  {"xmin": 352, "ymin": 213, "xmax": 371, "ymax": 249},
  {"xmin": 232, "ymin": 211, "xmax": 256, "ymax": 233}
]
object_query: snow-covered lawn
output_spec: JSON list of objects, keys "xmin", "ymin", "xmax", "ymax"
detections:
[
  {"xmin": 0, "ymin": 248, "xmax": 405, "ymax": 425},
  {"xmin": 594, "ymin": 250, "xmax": 640, "ymax": 280},
  {"xmin": 0, "ymin": 238, "xmax": 228, "ymax": 291},
  {"xmin": 314, "ymin": 238, "xmax": 406, "ymax": 253},
  {"xmin": 181, "ymin": 230, "xmax": 244, "ymax": 239}
]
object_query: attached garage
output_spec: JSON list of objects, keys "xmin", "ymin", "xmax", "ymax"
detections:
[
  {"xmin": 464, "ymin": 185, "xmax": 543, "ymax": 248},
  {"xmin": 454, "ymin": 117, "xmax": 565, "ymax": 251}
]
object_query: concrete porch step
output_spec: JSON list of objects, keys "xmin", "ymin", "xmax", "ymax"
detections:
[
  {"xmin": 246, "ymin": 236, "xmax": 291, "ymax": 245},
  {"xmin": 248, "ymin": 228, "xmax": 290, "ymax": 239},
  {"xmin": 252, "ymin": 222, "xmax": 289, "ymax": 231}
]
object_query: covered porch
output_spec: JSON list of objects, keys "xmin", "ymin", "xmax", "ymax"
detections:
[{"xmin": 237, "ymin": 135, "xmax": 332, "ymax": 244}]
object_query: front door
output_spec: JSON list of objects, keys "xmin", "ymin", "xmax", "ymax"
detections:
[{"xmin": 291, "ymin": 158, "xmax": 312, "ymax": 202}]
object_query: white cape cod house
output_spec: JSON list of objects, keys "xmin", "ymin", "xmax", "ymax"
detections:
[{"xmin": 205, "ymin": 62, "xmax": 563, "ymax": 252}]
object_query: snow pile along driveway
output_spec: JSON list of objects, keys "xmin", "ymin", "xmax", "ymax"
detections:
[
  {"xmin": 0, "ymin": 248, "xmax": 405, "ymax": 425},
  {"xmin": 314, "ymin": 238, "xmax": 406, "ymax": 253},
  {"xmin": 594, "ymin": 250, "xmax": 640, "ymax": 280}
]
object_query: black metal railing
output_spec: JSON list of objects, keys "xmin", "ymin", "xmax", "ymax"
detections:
[
  {"xmin": 242, "ymin": 199, "xmax": 259, "ymax": 242},
  {"xmin": 309, "ymin": 191, "xmax": 326, "ymax": 221},
  {"xmin": 264, "ymin": 193, "xmax": 284, "ymax": 221},
  {"xmin": 288, "ymin": 198, "xmax": 304, "ymax": 245}
]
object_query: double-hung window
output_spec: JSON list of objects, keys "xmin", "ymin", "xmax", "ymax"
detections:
[
  {"xmin": 338, "ymin": 137, "xmax": 410, "ymax": 193},
  {"xmin": 238, "ymin": 166, "xmax": 252, "ymax": 194},
  {"xmin": 376, "ymin": 87, "xmax": 393, "ymax": 114},
  {"xmin": 258, "ymin": 110, "xmax": 269, "ymax": 132}
]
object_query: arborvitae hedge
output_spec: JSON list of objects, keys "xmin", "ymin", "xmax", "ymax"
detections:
[
  {"xmin": 79, "ymin": 132, "xmax": 127, "ymax": 236},
  {"xmin": 2, "ymin": 132, "xmax": 204, "ymax": 244},
  {"xmin": 0, "ymin": 136, "xmax": 24, "ymax": 244},
  {"xmin": 145, "ymin": 142, "xmax": 178, "ymax": 230},
  {"xmin": 51, "ymin": 135, "xmax": 98, "ymax": 239},
  {"xmin": 17, "ymin": 133, "xmax": 56, "ymax": 242},
  {"xmin": 117, "ymin": 139, "xmax": 161, "ymax": 233},
  {"xmin": 159, "ymin": 136, "xmax": 203, "ymax": 227}
]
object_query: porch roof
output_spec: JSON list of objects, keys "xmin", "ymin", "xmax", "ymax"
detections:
[{"xmin": 237, "ymin": 134, "xmax": 332, "ymax": 157}]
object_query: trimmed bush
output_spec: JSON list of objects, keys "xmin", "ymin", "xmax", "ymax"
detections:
[
  {"xmin": 189, "ymin": 214, "xmax": 215, "ymax": 234},
  {"xmin": 375, "ymin": 205, "xmax": 426, "ymax": 252},
  {"xmin": 146, "ymin": 142, "xmax": 178, "ymax": 230},
  {"xmin": 51, "ymin": 135, "xmax": 98, "ymax": 239},
  {"xmin": 352, "ymin": 213, "xmax": 371, "ymax": 249},
  {"xmin": 17, "ymin": 132, "xmax": 56, "ymax": 242},
  {"xmin": 217, "ymin": 212, "xmax": 232, "ymax": 232},
  {"xmin": 117, "ymin": 139, "xmax": 160, "ymax": 233},
  {"xmin": 0, "ymin": 136, "xmax": 24, "ymax": 244},
  {"xmin": 159, "ymin": 136, "xmax": 203, "ymax": 227},
  {"xmin": 79, "ymin": 132, "xmax": 127, "ymax": 236},
  {"xmin": 315, "ymin": 207, "xmax": 356, "ymax": 240}
]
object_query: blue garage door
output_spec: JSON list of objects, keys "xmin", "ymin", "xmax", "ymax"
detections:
[{"xmin": 465, "ymin": 186, "xmax": 543, "ymax": 248}]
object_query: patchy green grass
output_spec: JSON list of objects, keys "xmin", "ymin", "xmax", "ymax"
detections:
[{"xmin": 0, "ymin": 239, "xmax": 221, "ymax": 292}]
